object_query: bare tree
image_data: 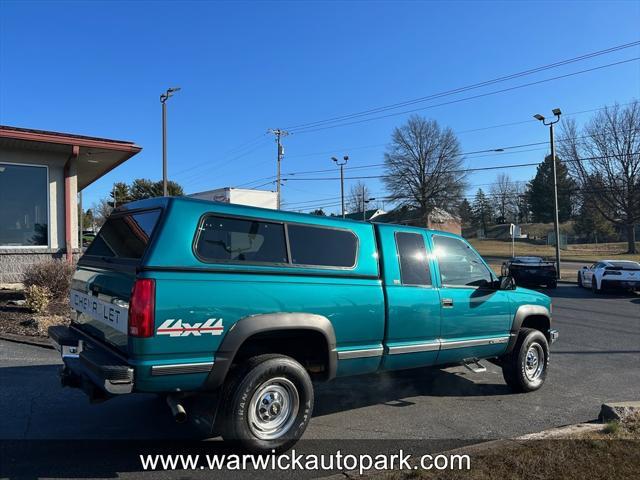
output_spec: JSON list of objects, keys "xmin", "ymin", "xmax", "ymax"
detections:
[
  {"xmin": 92, "ymin": 199, "xmax": 113, "ymax": 228},
  {"xmin": 559, "ymin": 101, "xmax": 640, "ymax": 253},
  {"xmin": 347, "ymin": 181, "xmax": 371, "ymax": 213},
  {"xmin": 490, "ymin": 173, "xmax": 518, "ymax": 224},
  {"xmin": 384, "ymin": 115, "xmax": 466, "ymax": 217}
]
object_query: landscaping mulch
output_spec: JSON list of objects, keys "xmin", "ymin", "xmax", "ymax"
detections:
[{"xmin": 0, "ymin": 288, "xmax": 72, "ymax": 338}]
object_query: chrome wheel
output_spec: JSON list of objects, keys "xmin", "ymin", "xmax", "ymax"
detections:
[
  {"xmin": 524, "ymin": 343, "xmax": 545, "ymax": 382},
  {"xmin": 247, "ymin": 377, "xmax": 299, "ymax": 440}
]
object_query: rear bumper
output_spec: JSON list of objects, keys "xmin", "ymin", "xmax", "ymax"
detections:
[
  {"xmin": 48, "ymin": 325, "xmax": 133, "ymax": 396},
  {"xmin": 511, "ymin": 270, "xmax": 556, "ymax": 284},
  {"xmin": 601, "ymin": 279, "xmax": 640, "ymax": 289}
]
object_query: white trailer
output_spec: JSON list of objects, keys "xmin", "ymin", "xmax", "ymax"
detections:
[{"xmin": 187, "ymin": 187, "xmax": 278, "ymax": 209}]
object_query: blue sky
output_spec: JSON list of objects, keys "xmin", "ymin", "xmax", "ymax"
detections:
[{"xmin": 1, "ymin": 0, "xmax": 639, "ymax": 214}]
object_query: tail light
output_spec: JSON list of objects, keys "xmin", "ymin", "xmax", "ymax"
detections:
[
  {"xmin": 129, "ymin": 278, "xmax": 155, "ymax": 337},
  {"xmin": 603, "ymin": 269, "xmax": 621, "ymax": 276}
]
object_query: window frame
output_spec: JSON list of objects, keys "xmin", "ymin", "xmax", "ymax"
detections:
[
  {"xmin": 0, "ymin": 162, "xmax": 50, "ymax": 249},
  {"xmin": 432, "ymin": 234, "xmax": 495, "ymax": 289},
  {"xmin": 192, "ymin": 212, "xmax": 360, "ymax": 270},
  {"xmin": 394, "ymin": 231, "xmax": 432, "ymax": 287}
]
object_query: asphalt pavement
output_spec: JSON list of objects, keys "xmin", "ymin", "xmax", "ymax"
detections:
[{"xmin": 1, "ymin": 284, "xmax": 638, "ymax": 478}]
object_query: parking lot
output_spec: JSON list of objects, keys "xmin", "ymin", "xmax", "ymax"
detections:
[{"xmin": 1, "ymin": 284, "xmax": 638, "ymax": 477}]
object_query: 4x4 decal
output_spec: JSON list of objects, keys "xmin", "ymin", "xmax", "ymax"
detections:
[{"xmin": 157, "ymin": 318, "xmax": 224, "ymax": 337}]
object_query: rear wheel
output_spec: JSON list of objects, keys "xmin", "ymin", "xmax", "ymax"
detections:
[
  {"xmin": 501, "ymin": 328, "xmax": 549, "ymax": 393},
  {"xmin": 547, "ymin": 280, "xmax": 557, "ymax": 289},
  {"xmin": 220, "ymin": 354, "xmax": 313, "ymax": 453}
]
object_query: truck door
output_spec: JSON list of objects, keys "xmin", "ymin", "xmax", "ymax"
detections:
[
  {"xmin": 429, "ymin": 233, "xmax": 512, "ymax": 364},
  {"xmin": 378, "ymin": 225, "xmax": 441, "ymax": 370}
]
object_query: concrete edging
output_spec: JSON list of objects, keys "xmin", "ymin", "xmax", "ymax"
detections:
[{"xmin": 0, "ymin": 332, "xmax": 54, "ymax": 349}]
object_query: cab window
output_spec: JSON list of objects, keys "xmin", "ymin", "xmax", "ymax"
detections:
[
  {"xmin": 433, "ymin": 235, "xmax": 493, "ymax": 287},
  {"xmin": 395, "ymin": 232, "xmax": 431, "ymax": 286}
]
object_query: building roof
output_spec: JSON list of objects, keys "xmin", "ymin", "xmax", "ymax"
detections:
[
  {"xmin": 343, "ymin": 208, "xmax": 385, "ymax": 221},
  {"xmin": 0, "ymin": 125, "xmax": 142, "ymax": 190},
  {"xmin": 375, "ymin": 206, "xmax": 461, "ymax": 225}
]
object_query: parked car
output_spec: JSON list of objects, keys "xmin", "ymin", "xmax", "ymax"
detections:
[
  {"xmin": 578, "ymin": 260, "xmax": 640, "ymax": 293},
  {"xmin": 49, "ymin": 197, "xmax": 558, "ymax": 452},
  {"xmin": 501, "ymin": 256, "xmax": 557, "ymax": 288}
]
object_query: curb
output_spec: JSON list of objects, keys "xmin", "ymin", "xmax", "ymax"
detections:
[{"xmin": 0, "ymin": 332, "xmax": 54, "ymax": 349}]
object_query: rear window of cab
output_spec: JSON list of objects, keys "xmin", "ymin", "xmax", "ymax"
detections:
[{"xmin": 194, "ymin": 214, "xmax": 358, "ymax": 269}]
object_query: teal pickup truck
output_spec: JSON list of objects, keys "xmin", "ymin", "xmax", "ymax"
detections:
[{"xmin": 50, "ymin": 197, "xmax": 557, "ymax": 452}]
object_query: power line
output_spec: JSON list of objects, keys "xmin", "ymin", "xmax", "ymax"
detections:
[
  {"xmin": 279, "ymin": 153, "xmax": 640, "ymax": 182},
  {"xmin": 283, "ymin": 41, "xmax": 640, "ymax": 132},
  {"xmin": 289, "ymin": 57, "xmax": 640, "ymax": 134}
]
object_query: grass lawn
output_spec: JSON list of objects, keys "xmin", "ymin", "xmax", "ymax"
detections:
[
  {"xmin": 379, "ymin": 414, "xmax": 640, "ymax": 480},
  {"xmin": 470, "ymin": 239, "xmax": 640, "ymax": 262}
]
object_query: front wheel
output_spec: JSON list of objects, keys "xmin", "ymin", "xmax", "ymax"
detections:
[
  {"xmin": 577, "ymin": 272, "xmax": 583, "ymax": 288},
  {"xmin": 220, "ymin": 354, "xmax": 314, "ymax": 453},
  {"xmin": 592, "ymin": 278, "xmax": 601, "ymax": 294},
  {"xmin": 501, "ymin": 328, "xmax": 549, "ymax": 393}
]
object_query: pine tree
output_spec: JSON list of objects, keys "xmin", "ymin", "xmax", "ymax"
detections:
[
  {"xmin": 472, "ymin": 188, "xmax": 493, "ymax": 232},
  {"xmin": 526, "ymin": 155, "xmax": 576, "ymax": 223},
  {"xmin": 457, "ymin": 198, "xmax": 473, "ymax": 227}
]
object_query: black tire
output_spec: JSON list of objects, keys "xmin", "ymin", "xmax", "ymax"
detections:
[
  {"xmin": 548, "ymin": 280, "xmax": 557, "ymax": 289},
  {"xmin": 577, "ymin": 272, "xmax": 582, "ymax": 288},
  {"xmin": 501, "ymin": 328, "xmax": 549, "ymax": 393},
  {"xmin": 592, "ymin": 278, "xmax": 600, "ymax": 294},
  {"xmin": 220, "ymin": 354, "xmax": 313, "ymax": 453}
]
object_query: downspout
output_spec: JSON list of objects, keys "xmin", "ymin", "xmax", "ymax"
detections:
[{"xmin": 64, "ymin": 145, "xmax": 80, "ymax": 263}]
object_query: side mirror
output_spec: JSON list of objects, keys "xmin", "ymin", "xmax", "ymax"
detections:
[{"xmin": 496, "ymin": 275, "xmax": 516, "ymax": 290}]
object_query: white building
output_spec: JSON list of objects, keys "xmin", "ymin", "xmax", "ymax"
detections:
[{"xmin": 188, "ymin": 187, "xmax": 277, "ymax": 209}]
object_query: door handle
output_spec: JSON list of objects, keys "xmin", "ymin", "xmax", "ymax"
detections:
[{"xmin": 442, "ymin": 298, "xmax": 454, "ymax": 308}]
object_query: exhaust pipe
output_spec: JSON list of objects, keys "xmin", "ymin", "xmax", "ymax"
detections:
[{"xmin": 167, "ymin": 395, "xmax": 187, "ymax": 423}]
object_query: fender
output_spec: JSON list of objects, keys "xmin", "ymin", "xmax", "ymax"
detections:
[
  {"xmin": 202, "ymin": 312, "xmax": 338, "ymax": 391},
  {"xmin": 505, "ymin": 304, "xmax": 551, "ymax": 354}
]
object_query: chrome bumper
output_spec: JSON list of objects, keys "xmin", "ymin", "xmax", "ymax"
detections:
[{"xmin": 549, "ymin": 329, "xmax": 559, "ymax": 344}]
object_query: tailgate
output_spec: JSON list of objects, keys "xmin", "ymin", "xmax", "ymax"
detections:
[{"xmin": 71, "ymin": 209, "xmax": 162, "ymax": 353}]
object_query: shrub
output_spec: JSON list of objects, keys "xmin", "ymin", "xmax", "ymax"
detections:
[
  {"xmin": 23, "ymin": 259, "xmax": 75, "ymax": 300},
  {"xmin": 35, "ymin": 314, "xmax": 68, "ymax": 336},
  {"xmin": 24, "ymin": 285, "xmax": 52, "ymax": 314}
]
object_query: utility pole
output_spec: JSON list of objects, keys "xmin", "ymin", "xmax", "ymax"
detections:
[
  {"xmin": 331, "ymin": 155, "xmax": 349, "ymax": 218},
  {"xmin": 268, "ymin": 129, "xmax": 289, "ymax": 209},
  {"xmin": 534, "ymin": 108, "xmax": 562, "ymax": 280},
  {"xmin": 160, "ymin": 87, "xmax": 181, "ymax": 197}
]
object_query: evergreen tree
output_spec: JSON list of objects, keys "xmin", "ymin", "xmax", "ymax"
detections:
[
  {"xmin": 472, "ymin": 188, "xmax": 493, "ymax": 232},
  {"xmin": 526, "ymin": 155, "xmax": 575, "ymax": 223},
  {"xmin": 457, "ymin": 198, "xmax": 474, "ymax": 227}
]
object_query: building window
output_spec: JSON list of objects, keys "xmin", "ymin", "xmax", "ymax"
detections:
[{"xmin": 0, "ymin": 163, "xmax": 48, "ymax": 247}]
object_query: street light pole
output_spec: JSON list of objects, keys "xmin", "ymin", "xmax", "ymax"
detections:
[
  {"xmin": 534, "ymin": 108, "xmax": 562, "ymax": 280},
  {"xmin": 160, "ymin": 87, "xmax": 181, "ymax": 197},
  {"xmin": 332, "ymin": 155, "xmax": 349, "ymax": 218},
  {"xmin": 363, "ymin": 196, "xmax": 376, "ymax": 221}
]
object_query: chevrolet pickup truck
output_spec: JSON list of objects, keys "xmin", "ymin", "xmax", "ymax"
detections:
[{"xmin": 49, "ymin": 197, "xmax": 558, "ymax": 452}]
